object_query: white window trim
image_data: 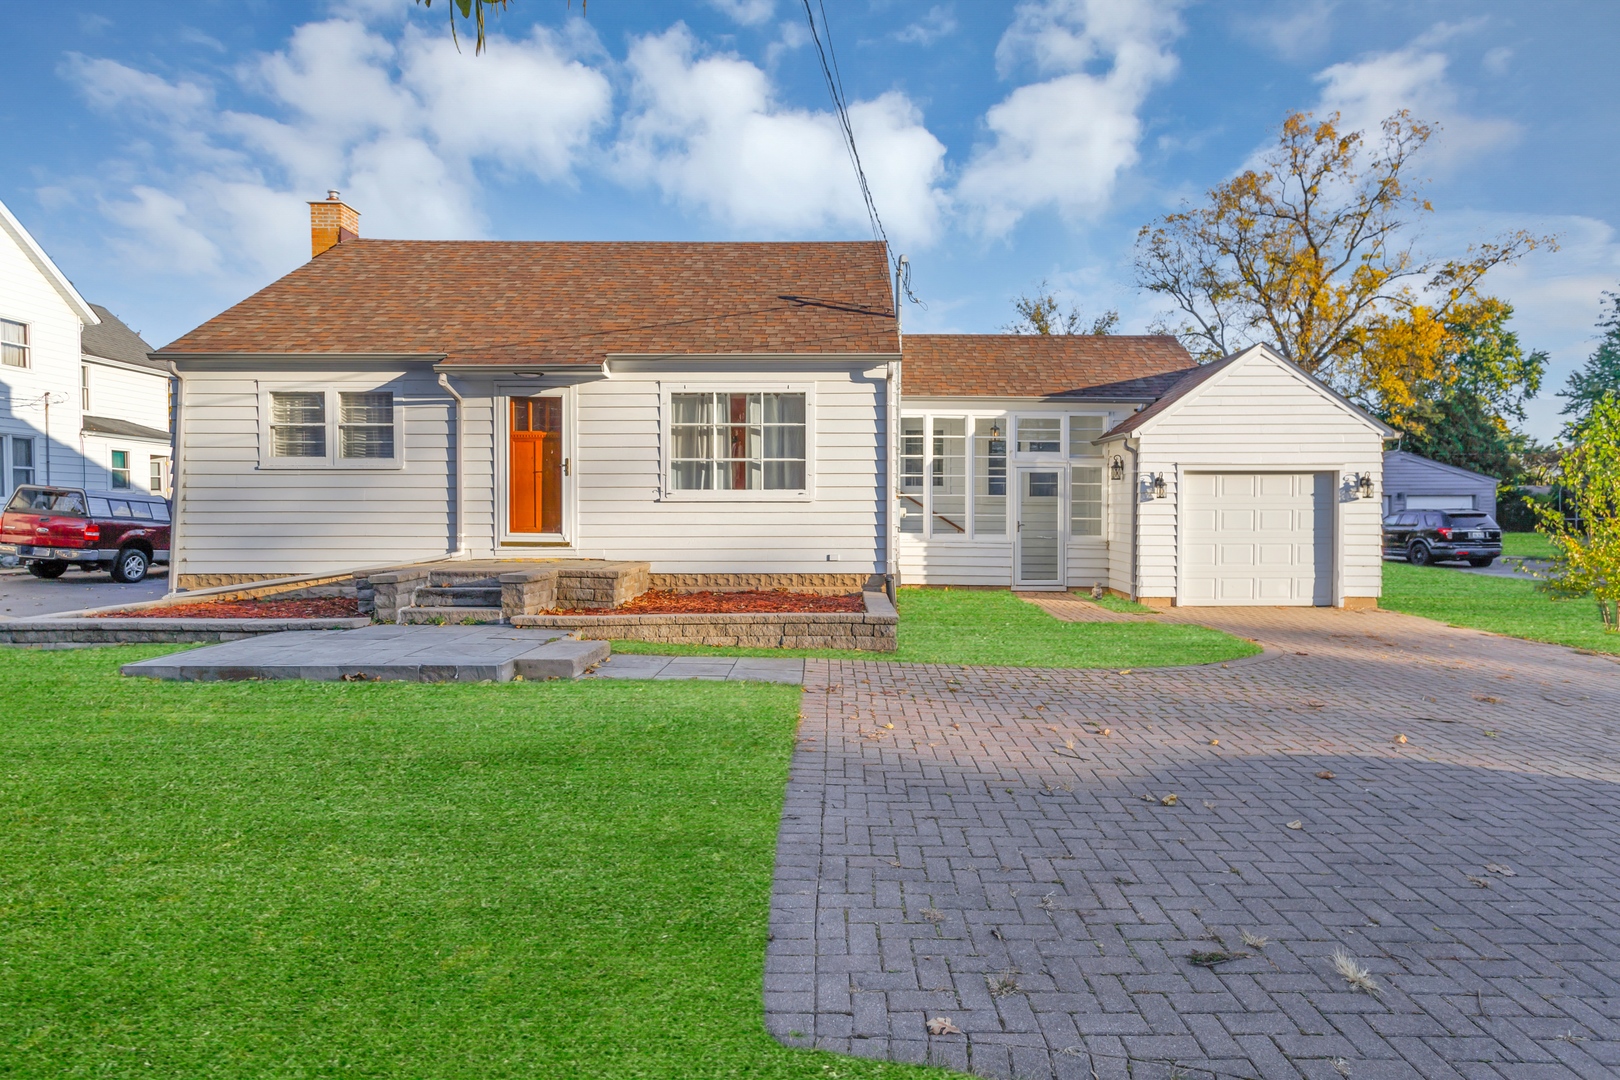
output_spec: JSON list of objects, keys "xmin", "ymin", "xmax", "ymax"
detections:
[
  {"xmin": 255, "ymin": 385, "xmax": 405, "ymax": 470},
  {"xmin": 658, "ymin": 382, "xmax": 817, "ymax": 502},
  {"xmin": 496, "ymin": 384, "xmax": 574, "ymax": 545},
  {"xmin": 1, "ymin": 316, "xmax": 30, "ymax": 370}
]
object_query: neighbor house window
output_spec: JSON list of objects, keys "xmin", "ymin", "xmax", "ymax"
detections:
[
  {"xmin": 931, "ymin": 417, "xmax": 967, "ymax": 536},
  {"xmin": 150, "ymin": 455, "xmax": 170, "ymax": 495},
  {"xmin": 339, "ymin": 392, "xmax": 395, "ymax": 460},
  {"xmin": 898, "ymin": 416, "xmax": 924, "ymax": 533},
  {"xmin": 1, "ymin": 319, "xmax": 27, "ymax": 368},
  {"xmin": 973, "ymin": 418, "xmax": 1007, "ymax": 535},
  {"xmin": 669, "ymin": 392, "xmax": 806, "ymax": 491},
  {"xmin": 10, "ymin": 436, "xmax": 34, "ymax": 489},
  {"xmin": 1068, "ymin": 415, "xmax": 1106, "ymax": 457},
  {"xmin": 1016, "ymin": 417, "xmax": 1061, "ymax": 453},
  {"xmin": 110, "ymin": 449, "xmax": 131, "ymax": 489},
  {"xmin": 82, "ymin": 365, "xmax": 91, "ymax": 411},
  {"xmin": 1071, "ymin": 466, "xmax": 1103, "ymax": 536},
  {"xmin": 269, "ymin": 392, "xmax": 327, "ymax": 458}
]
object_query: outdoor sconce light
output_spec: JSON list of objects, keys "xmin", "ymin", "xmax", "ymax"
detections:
[
  {"xmin": 1357, "ymin": 472, "xmax": 1375, "ymax": 500},
  {"xmin": 988, "ymin": 420, "xmax": 1002, "ymax": 438},
  {"xmin": 1152, "ymin": 473, "xmax": 1168, "ymax": 499},
  {"xmin": 1109, "ymin": 455, "xmax": 1125, "ymax": 481}
]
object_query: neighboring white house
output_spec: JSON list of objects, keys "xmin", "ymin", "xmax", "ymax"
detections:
[
  {"xmin": 155, "ymin": 195, "xmax": 1391, "ymax": 607},
  {"xmin": 1, "ymin": 198, "xmax": 171, "ymax": 499}
]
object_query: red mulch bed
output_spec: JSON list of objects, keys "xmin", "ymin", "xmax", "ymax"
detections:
[
  {"xmin": 545, "ymin": 590, "xmax": 865, "ymax": 615},
  {"xmin": 103, "ymin": 597, "xmax": 363, "ymax": 619}
]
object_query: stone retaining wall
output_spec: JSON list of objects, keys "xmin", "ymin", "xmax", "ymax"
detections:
[
  {"xmin": 511, "ymin": 590, "xmax": 897, "ymax": 651},
  {"xmin": 0, "ymin": 617, "xmax": 373, "ymax": 646},
  {"xmin": 648, "ymin": 572, "xmax": 882, "ymax": 595}
]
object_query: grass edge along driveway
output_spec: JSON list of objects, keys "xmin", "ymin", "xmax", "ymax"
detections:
[
  {"xmin": 0, "ymin": 646, "xmax": 957, "ymax": 1080},
  {"xmin": 1381, "ymin": 560, "xmax": 1620, "ymax": 656},
  {"xmin": 612, "ymin": 586, "xmax": 1259, "ymax": 667}
]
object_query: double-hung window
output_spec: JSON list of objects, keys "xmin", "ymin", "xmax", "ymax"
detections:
[
  {"xmin": 9, "ymin": 436, "xmax": 34, "ymax": 489},
  {"xmin": 110, "ymin": 450, "xmax": 132, "ymax": 490},
  {"xmin": 669, "ymin": 391, "xmax": 806, "ymax": 492},
  {"xmin": 1068, "ymin": 415, "xmax": 1106, "ymax": 537},
  {"xmin": 265, "ymin": 389, "xmax": 400, "ymax": 467},
  {"xmin": 1, "ymin": 319, "xmax": 27, "ymax": 368}
]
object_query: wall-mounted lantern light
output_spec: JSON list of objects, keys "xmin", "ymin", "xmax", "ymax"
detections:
[
  {"xmin": 1357, "ymin": 472, "xmax": 1375, "ymax": 500},
  {"xmin": 1109, "ymin": 455, "xmax": 1125, "ymax": 481},
  {"xmin": 1152, "ymin": 473, "xmax": 1167, "ymax": 499},
  {"xmin": 988, "ymin": 420, "xmax": 1002, "ymax": 439}
]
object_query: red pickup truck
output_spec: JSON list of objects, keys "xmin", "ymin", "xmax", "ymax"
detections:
[{"xmin": 1, "ymin": 485, "xmax": 172, "ymax": 583}]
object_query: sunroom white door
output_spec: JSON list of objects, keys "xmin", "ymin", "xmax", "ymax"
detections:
[{"xmin": 1014, "ymin": 467, "xmax": 1063, "ymax": 588}]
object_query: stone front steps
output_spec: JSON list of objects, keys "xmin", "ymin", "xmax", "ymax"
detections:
[{"xmin": 366, "ymin": 560, "xmax": 651, "ymax": 624}]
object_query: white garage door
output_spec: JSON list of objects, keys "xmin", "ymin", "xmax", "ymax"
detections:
[
  {"xmin": 1405, "ymin": 494, "xmax": 1476, "ymax": 511},
  {"xmin": 1183, "ymin": 473, "xmax": 1333, "ymax": 606}
]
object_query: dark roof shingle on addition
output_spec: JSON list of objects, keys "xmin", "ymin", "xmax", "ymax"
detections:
[
  {"xmin": 159, "ymin": 240, "xmax": 898, "ymax": 364},
  {"xmin": 901, "ymin": 334, "xmax": 1197, "ymax": 399},
  {"xmin": 83, "ymin": 304, "xmax": 162, "ymax": 371}
]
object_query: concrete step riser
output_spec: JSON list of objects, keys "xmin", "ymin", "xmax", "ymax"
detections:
[
  {"xmin": 414, "ymin": 587, "xmax": 502, "ymax": 607},
  {"xmin": 427, "ymin": 573, "xmax": 500, "ymax": 588},
  {"xmin": 398, "ymin": 607, "xmax": 505, "ymax": 625}
]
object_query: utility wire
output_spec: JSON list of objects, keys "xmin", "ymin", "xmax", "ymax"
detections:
[{"xmin": 801, "ymin": 1, "xmax": 884, "ymax": 249}]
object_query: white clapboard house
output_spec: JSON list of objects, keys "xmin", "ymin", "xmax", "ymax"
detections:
[
  {"xmin": 1, "ymin": 198, "xmax": 173, "ymax": 500},
  {"xmin": 154, "ymin": 194, "xmax": 1390, "ymax": 607}
]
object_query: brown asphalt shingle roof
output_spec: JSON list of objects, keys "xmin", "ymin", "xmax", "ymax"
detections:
[
  {"xmin": 902, "ymin": 334, "xmax": 1197, "ymax": 399},
  {"xmin": 159, "ymin": 240, "xmax": 898, "ymax": 364}
]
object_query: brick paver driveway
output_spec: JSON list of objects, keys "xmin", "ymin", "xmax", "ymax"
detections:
[{"xmin": 765, "ymin": 607, "xmax": 1620, "ymax": 1080}]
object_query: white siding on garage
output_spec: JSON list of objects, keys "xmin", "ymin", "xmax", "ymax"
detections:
[
  {"xmin": 175, "ymin": 365, "xmax": 456, "ymax": 577},
  {"xmin": 1131, "ymin": 349, "xmax": 1386, "ymax": 606}
]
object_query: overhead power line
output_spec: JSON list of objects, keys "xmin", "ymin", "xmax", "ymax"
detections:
[{"xmin": 801, "ymin": 0, "xmax": 886, "ymax": 249}]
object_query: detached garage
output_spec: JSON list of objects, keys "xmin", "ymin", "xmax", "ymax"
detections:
[{"xmin": 1382, "ymin": 450, "xmax": 1498, "ymax": 519}]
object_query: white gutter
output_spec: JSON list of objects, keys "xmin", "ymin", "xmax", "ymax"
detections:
[
  {"xmin": 886, "ymin": 255, "xmax": 908, "ymax": 603},
  {"xmin": 1126, "ymin": 437, "xmax": 1141, "ymax": 601},
  {"xmin": 165, "ymin": 360, "xmax": 184, "ymax": 595},
  {"xmin": 437, "ymin": 373, "xmax": 469, "ymax": 559}
]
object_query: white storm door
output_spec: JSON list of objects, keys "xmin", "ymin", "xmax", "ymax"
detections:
[
  {"xmin": 1015, "ymin": 468, "xmax": 1063, "ymax": 587},
  {"xmin": 1182, "ymin": 472, "xmax": 1332, "ymax": 606}
]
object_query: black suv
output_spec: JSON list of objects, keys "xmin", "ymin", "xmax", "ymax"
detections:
[{"xmin": 1382, "ymin": 509, "xmax": 1502, "ymax": 567}]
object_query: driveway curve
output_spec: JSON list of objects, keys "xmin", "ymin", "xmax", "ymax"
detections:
[{"xmin": 765, "ymin": 607, "xmax": 1620, "ymax": 1080}]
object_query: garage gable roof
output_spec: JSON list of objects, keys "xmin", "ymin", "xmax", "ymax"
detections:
[
  {"xmin": 1384, "ymin": 449, "xmax": 1498, "ymax": 484},
  {"xmin": 1099, "ymin": 344, "xmax": 1395, "ymax": 440}
]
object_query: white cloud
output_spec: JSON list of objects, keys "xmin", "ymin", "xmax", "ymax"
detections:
[
  {"xmin": 895, "ymin": 6, "xmax": 958, "ymax": 46},
  {"xmin": 956, "ymin": 0, "xmax": 1183, "ymax": 235},
  {"xmin": 63, "ymin": 17, "xmax": 611, "ymax": 285},
  {"xmin": 1482, "ymin": 46, "xmax": 1512, "ymax": 75},
  {"xmin": 1235, "ymin": 0, "xmax": 1335, "ymax": 62},
  {"xmin": 1312, "ymin": 43, "xmax": 1519, "ymax": 168},
  {"xmin": 613, "ymin": 25, "xmax": 949, "ymax": 245},
  {"xmin": 708, "ymin": 0, "xmax": 774, "ymax": 27}
]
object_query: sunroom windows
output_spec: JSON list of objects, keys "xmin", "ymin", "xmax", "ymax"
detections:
[{"xmin": 898, "ymin": 412, "xmax": 1108, "ymax": 541}]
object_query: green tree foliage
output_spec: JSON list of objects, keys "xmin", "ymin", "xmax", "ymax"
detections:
[
  {"xmin": 1536, "ymin": 391, "xmax": 1620, "ymax": 631},
  {"xmin": 1397, "ymin": 391, "xmax": 1515, "ymax": 479},
  {"xmin": 1005, "ymin": 282, "xmax": 1118, "ymax": 336},
  {"xmin": 1560, "ymin": 290, "xmax": 1620, "ymax": 429}
]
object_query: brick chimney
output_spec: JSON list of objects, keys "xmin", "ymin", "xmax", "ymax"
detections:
[{"xmin": 308, "ymin": 190, "xmax": 359, "ymax": 258}]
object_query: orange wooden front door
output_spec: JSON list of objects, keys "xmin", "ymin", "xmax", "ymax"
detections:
[{"xmin": 509, "ymin": 396, "xmax": 563, "ymax": 534}]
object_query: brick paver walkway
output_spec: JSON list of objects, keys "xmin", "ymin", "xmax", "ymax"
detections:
[{"xmin": 765, "ymin": 607, "xmax": 1620, "ymax": 1080}]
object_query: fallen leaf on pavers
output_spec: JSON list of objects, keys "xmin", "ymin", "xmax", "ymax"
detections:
[
  {"xmin": 1286, "ymin": 820, "xmax": 1304, "ymax": 830},
  {"xmin": 1100, "ymin": 728, "xmax": 1113, "ymax": 736},
  {"xmin": 1295, "ymin": 651, "xmax": 1309, "ymax": 656},
  {"xmin": 1188, "ymin": 949, "xmax": 1248, "ymax": 968},
  {"xmin": 1316, "ymin": 770, "xmax": 1336, "ymax": 780},
  {"xmin": 926, "ymin": 1017, "xmax": 962, "ymax": 1036},
  {"xmin": 1118, "ymin": 669, "xmax": 1132, "ymax": 675},
  {"xmin": 883, "ymin": 722, "xmax": 894, "ymax": 730},
  {"xmin": 1304, "ymin": 700, "xmax": 1327, "ymax": 709},
  {"xmin": 1160, "ymin": 794, "xmax": 1179, "ymax": 806},
  {"xmin": 1466, "ymin": 875, "xmax": 1490, "ymax": 888},
  {"xmin": 1393, "ymin": 734, "xmax": 1409, "ymax": 744},
  {"xmin": 1209, "ymin": 738, "xmax": 1220, "ymax": 746},
  {"xmin": 1485, "ymin": 863, "xmax": 1517, "ymax": 876},
  {"xmin": 1484, "ymin": 730, "xmax": 1499, "ymax": 738},
  {"xmin": 1203, "ymin": 801, "xmax": 1217, "ymax": 810},
  {"xmin": 1474, "ymin": 695, "xmax": 1501, "ymax": 704}
]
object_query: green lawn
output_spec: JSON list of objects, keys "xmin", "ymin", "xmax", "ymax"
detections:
[
  {"xmin": 612, "ymin": 587, "xmax": 1258, "ymax": 668},
  {"xmin": 1501, "ymin": 530, "xmax": 1555, "ymax": 559},
  {"xmin": 1381, "ymin": 561, "xmax": 1620, "ymax": 655},
  {"xmin": 0, "ymin": 647, "xmax": 952, "ymax": 1080}
]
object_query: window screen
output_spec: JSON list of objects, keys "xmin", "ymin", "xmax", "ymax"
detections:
[
  {"xmin": 973, "ymin": 418, "xmax": 1007, "ymax": 535},
  {"xmin": 898, "ymin": 417, "xmax": 924, "ymax": 533},
  {"xmin": 1068, "ymin": 415, "xmax": 1106, "ymax": 457},
  {"xmin": 931, "ymin": 417, "xmax": 967, "ymax": 535},
  {"xmin": 669, "ymin": 392, "xmax": 806, "ymax": 491},
  {"xmin": 270, "ymin": 392, "xmax": 326, "ymax": 458},
  {"xmin": 1017, "ymin": 417, "xmax": 1061, "ymax": 453},
  {"xmin": 1071, "ymin": 465, "xmax": 1102, "ymax": 536}
]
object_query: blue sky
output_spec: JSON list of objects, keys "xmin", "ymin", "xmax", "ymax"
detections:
[{"xmin": 4, "ymin": 0, "xmax": 1617, "ymax": 440}]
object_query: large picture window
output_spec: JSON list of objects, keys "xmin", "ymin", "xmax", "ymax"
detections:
[{"xmin": 670, "ymin": 392, "xmax": 806, "ymax": 491}]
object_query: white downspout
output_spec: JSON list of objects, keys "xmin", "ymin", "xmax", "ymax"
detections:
[
  {"xmin": 437, "ymin": 372, "xmax": 468, "ymax": 559},
  {"xmin": 165, "ymin": 361, "xmax": 183, "ymax": 595},
  {"xmin": 1126, "ymin": 437, "xmax": 1141, "ymax": 602},
  {"xmin": 887, "ymin": 255, "xmax": 908, "ymax": 603}
]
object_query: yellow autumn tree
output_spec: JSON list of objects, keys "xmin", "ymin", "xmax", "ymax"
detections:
[{"xmin": 1135, "ymin": 111, "xmax": 1551, "ymax": 424}]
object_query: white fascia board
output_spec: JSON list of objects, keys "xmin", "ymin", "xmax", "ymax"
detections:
[{"xmin": 0, "ymin": 197, "xmax": 99, "ymax": 325}]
